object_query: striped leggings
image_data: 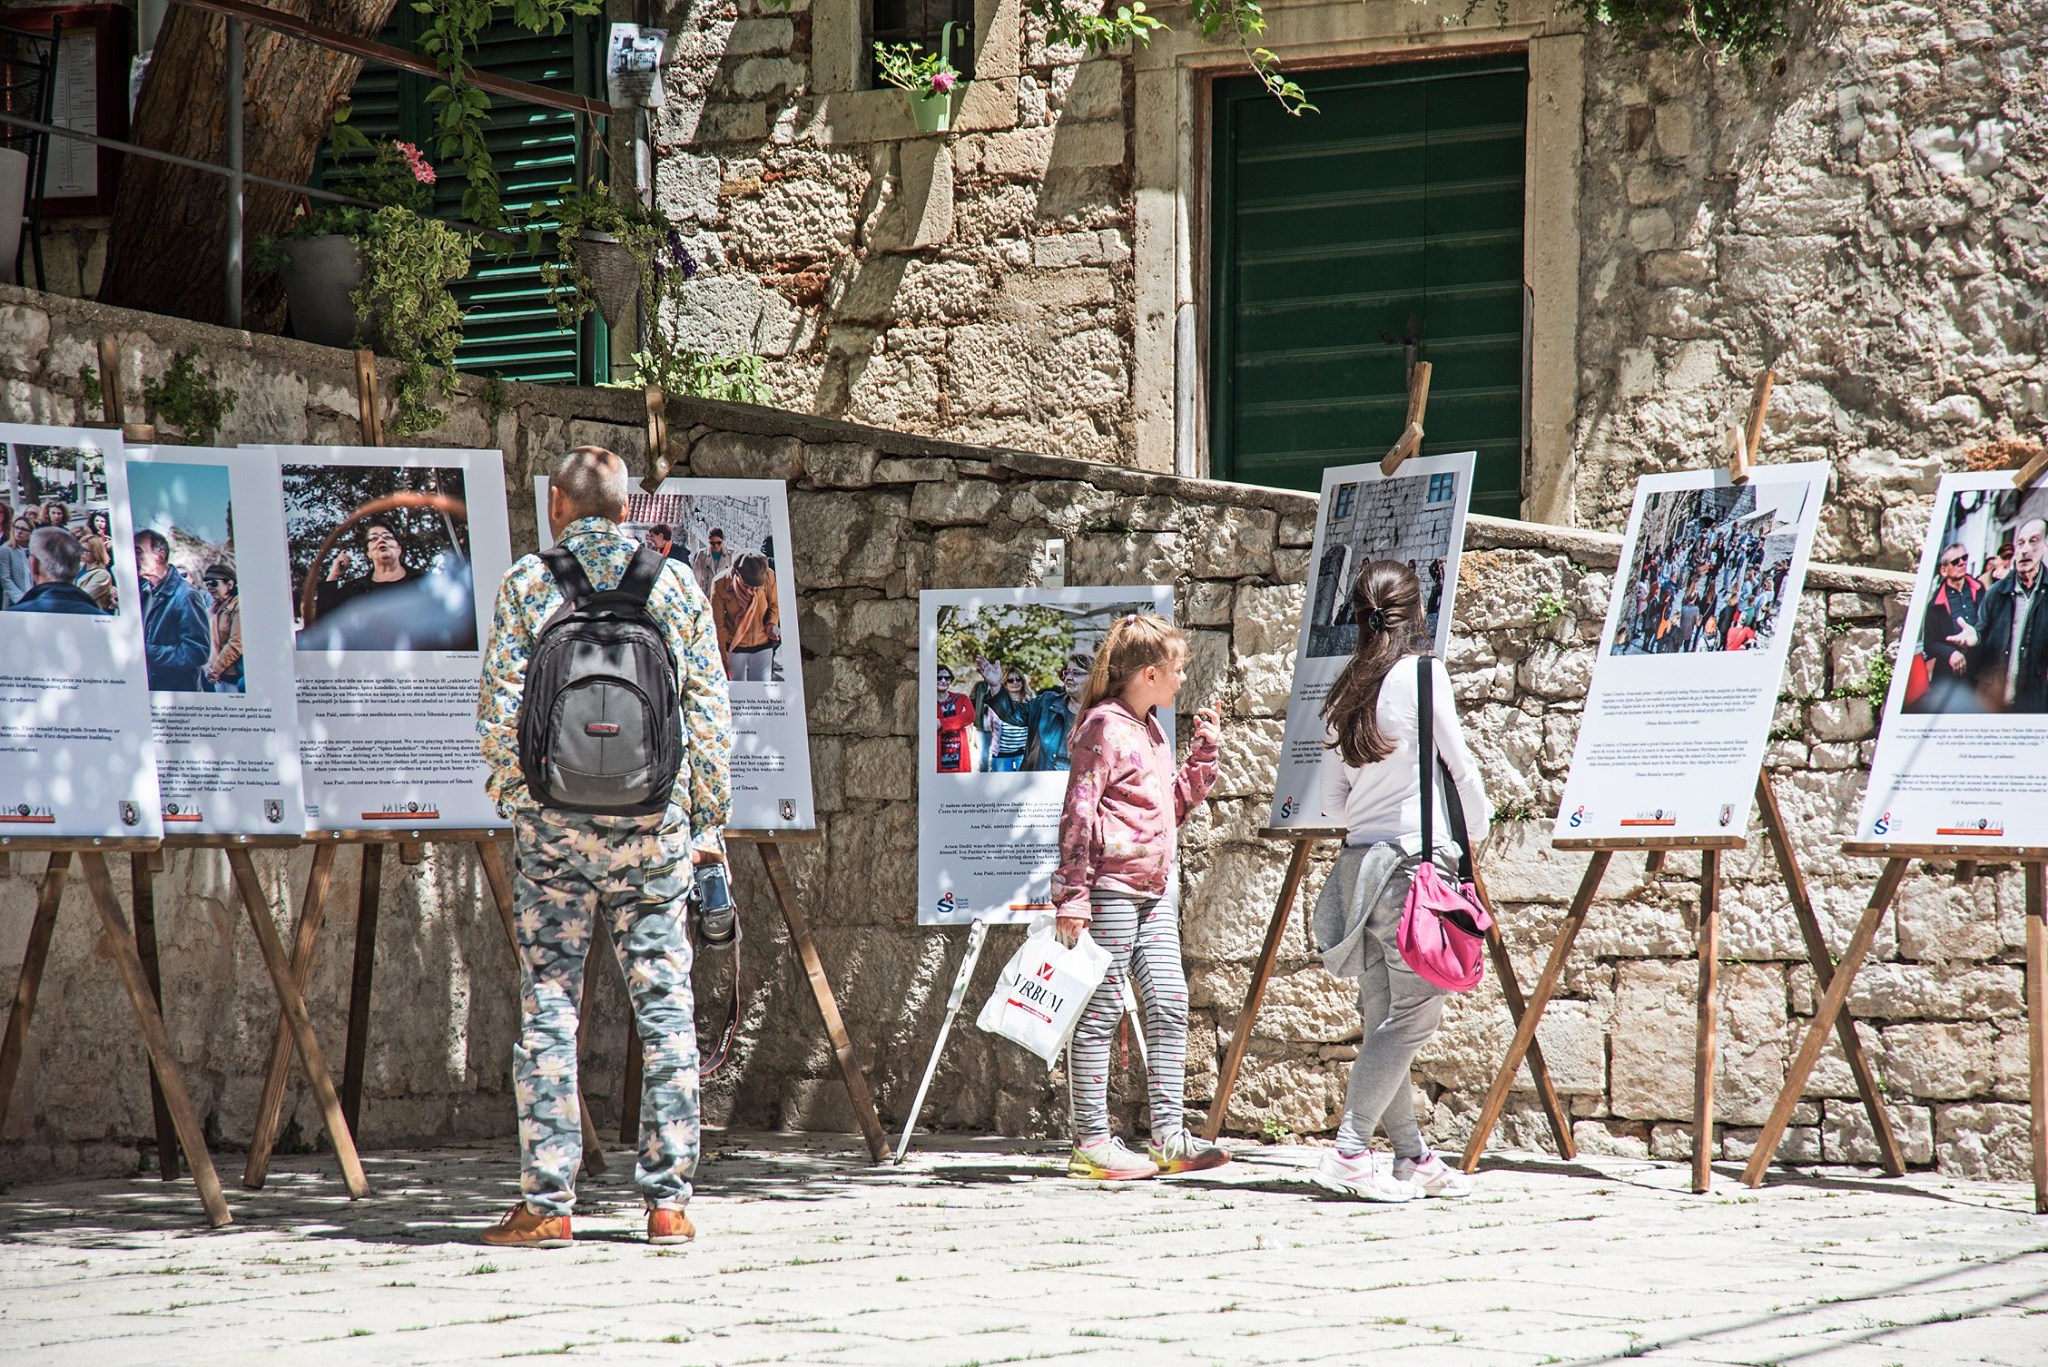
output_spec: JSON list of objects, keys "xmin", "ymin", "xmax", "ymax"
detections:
[{"xmin": 1067, "ymin": 889, "xmax": 1189, "ymax": 1145}]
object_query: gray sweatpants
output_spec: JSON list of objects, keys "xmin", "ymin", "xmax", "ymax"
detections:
[
  {"xmin": 1067, "ymin": 889, "xmax": 1189, "ymax": 1145},
  {"xmin": 1334, "ymin": 867, "xmax": 1447, "ymax": 1158}
]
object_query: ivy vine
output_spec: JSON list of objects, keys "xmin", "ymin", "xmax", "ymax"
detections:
[
  {"xmin": 353, "ymin": 205, "xmax": 473, "ymax": 435},
  {"xmin": 1555, "ymin": 0, "xmax": 1789, "ymax": 61},
  {"xmin": 1031, "ymin": 0, "xmax": 1310, "ymax": 115},
  {"xmin": 413, "ymin": 0, "xmax": 601, "ymax": 227}
]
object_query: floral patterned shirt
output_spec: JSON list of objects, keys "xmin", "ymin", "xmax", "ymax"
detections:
[
  {"xmin": 477, "ymin": 516, "xmax": 732, "ymax": 855},
  {"xmin": 1051, "ymin": 699, "xmax": 1218, "ymax": 922}
]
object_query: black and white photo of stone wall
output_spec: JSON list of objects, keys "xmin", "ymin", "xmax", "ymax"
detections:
[{"xmin": 1306, "ymin": 469, "xmax": 1459, "ymax": 658}]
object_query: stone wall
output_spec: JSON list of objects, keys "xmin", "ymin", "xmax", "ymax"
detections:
[
  {"xmin": 647, "ymin": 0, "xmax": 2047, "ymax": 548},
  {"xmin": 0, "ymin": 285, "xmax": 2033, "ymax": 1186}
]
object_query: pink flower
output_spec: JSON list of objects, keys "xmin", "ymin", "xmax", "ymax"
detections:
[
  {"xmin": 931, "ymin": 70, "xmax": 957, "ymax": 94},
  {"xmin": 395, "ymin": 140, "xmax": 437, "ymax": 185}
]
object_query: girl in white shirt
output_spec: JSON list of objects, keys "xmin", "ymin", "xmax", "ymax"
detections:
[{"xmin": 1312, "ymin": 560, "xmax": 1493, "ymax": 1201}]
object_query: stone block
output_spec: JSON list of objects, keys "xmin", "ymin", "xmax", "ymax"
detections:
[
  {"xmin": 1186, "ymin": 506, "xmax": 1277, "ymax": 578},
  {"xmin": 1610, "ymin": 960, "xmax": 1787, "ymax": 1124},
  {"xmin": 1068, "ymin": 530, "xmax": 1181, "ymax": 584},
  {"xmin": 691, "ymin": 430, "xmax": 804, "ymax": 481},
  {"xmin": 1724, "ymin": 1124, "xmax": 1821, "ymax": 1164},
  {"xmin": 1877, "ymin": 1021, "xmax": 1994, "ymax": 1100},
  {"xmin": 1048, "ymin": 119, "xmax": 1125, "ymax": 168},
  {"xmin": 1182, "ymin": 845, "xmax": 1290, "ymax": 961},
  {"xmin": 843, "ymin": 736, "xmax": 915, "ymax": 802},
  {"xmin": 1933, "ymin": 1102, "xmax": 2032, "ymax": 1182},
  {"xmin": 1807, "ymin": 697, "xmax": 1875, "ymax": 742},
  {"xmin": 1232, "ymin": 582, "xmax": 1303, "ymax": 658},
  {"xmin": 1235, "ymin": 650, "xmax": 1293, "ymax": 717},
  {"xmin": 803, "ymin": 442, "xmax": 877, "ymax": 488},
  {"xmin": 1208, "ymin": 717, "xmax": 1282, "ymax": 799},
  {"xmin": 910, "ymin": 479, "xmax": 1003, "ymax": 525},
  {"xmin": 1571, "ymin": 1119, "xmax": 1651, "ymax": 1158},
  {"xmin": 789, "ymin": 490, "xmax": 906, "ymax": 589},
  {"xmin": 1828, "ymin": 627, "xmax": 1885, "ymax": 693},
  {"xmin": 932, "ymin": 524, "xmax": 1038, "ymax": 585},
  {"xmin": 1058, "ymin": 60, "xmax": 1122, "ymax": 122},
  {"xmin": 1822, "ymin": 1100, "xmax": 1934, "ymax": 1167},
  {"xmin": 1844, "ymin": 962, "xmax": 2024, "ymax": 1020},
  {"xmin": 1185, "ymin": 581, "xmax": 1234, "ymax": 627}
]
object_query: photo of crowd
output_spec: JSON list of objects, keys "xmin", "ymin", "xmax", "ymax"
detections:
[
  {"xmin": 1609, "ymin": 482, "xmax": 1810, "ymax": 657},
  {"xmin": 284, "ymin": 463, "xmax": 479, "ymax": 652},
  {"xmin": 1900, "ymin": 484, "xmax": 2048, "ymax": 715},
  {"xmin": 624, "ymin": 490, "xmax": 783, "ymax": 683},
  {"xmin": 127, "ymin": 461, "xmax": 244, "ymax": 694},
  {"xmin": 931, "ymin": 598, "xmax": 1155, "ymax": 774},
  {"xmin": 2, "ymin": 443, "xmax": 118, "ymax": 618}
]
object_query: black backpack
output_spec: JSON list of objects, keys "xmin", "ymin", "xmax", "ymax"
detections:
[{"xmin": 517, "ymin": 544, "xmax": 683, "ymax": 816}]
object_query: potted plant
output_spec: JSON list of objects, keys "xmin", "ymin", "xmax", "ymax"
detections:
[
  {"xmin": 261, "ymin": 113, "xmax": 472, "ymax": 435},
  {"xmin": 874, "ymin": 23, "xmax": 962, "ymax": 134},
  {"xmin": 537, "ymin": 181, "xmax": 699, "ymax": 361}
]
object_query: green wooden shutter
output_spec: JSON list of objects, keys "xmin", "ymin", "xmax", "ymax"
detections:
[
  {"xmin": 1210, "ymin": 55, "xmax": 1528, "ymax": 516},
  {"xmin": 322, "ymin": 12, "xmax": 607, "ymax": 385}
]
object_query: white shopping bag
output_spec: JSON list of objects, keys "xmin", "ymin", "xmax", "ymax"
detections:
[{"xmin": 975, "ymin": 915, "xmax": 1112, "ymax": 1065}]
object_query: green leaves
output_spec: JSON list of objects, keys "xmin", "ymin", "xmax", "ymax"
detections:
[
  {"xmin": 351, "ymin": 206, "xmax": 472, "ymax": 436},
  {"xmin": 1561, "ymin": 0, "xmax": 1787, "ymax": 61},
  {"xmin": 1028, "ymin": 0, "xmax": 1308, "ymax": 116}
]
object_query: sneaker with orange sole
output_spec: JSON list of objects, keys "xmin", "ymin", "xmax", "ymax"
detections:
[
  {"xmin": 1149, "ymin": 1131, "xmax": 1231, "ymax": 1175},
  {"xmin": 481, "ymin": 1202, "xmax": 573, "ymax": 1249},
  {"xmin": 648, "ymin": 1207, "xmax": 696, "ymax": 1245}
]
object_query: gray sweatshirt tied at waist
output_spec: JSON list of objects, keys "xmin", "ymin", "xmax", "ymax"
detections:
[{"xmin": 1312, "ymin": 842, "xmax": 1453, "ymax": 979}]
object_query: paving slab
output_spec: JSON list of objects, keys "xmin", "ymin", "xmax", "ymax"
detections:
[{"xmin": 2, "ymin": 1135, "xmax": 2046, "ymax": 1365}]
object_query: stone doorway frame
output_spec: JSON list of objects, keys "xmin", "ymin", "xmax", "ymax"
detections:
[{"xmin": 1134, "ymin": 0, "xmax": 1585, "ymax": 524}]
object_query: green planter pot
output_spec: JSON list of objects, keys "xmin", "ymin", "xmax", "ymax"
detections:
[{"xmin": 908, "ymin": 88, "xmax": 952, "ymax": 134}]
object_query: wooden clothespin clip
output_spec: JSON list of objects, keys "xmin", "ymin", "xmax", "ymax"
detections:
[
  {"xmin": 642, "ymin": 383, "xmax": 671, "ymax": 493},
  {"xmin": 2011, "ymin": 440, "xmax": 2048, "ymax": 491},
  {"xmin": 1380, "ymin": 361, "xmax": 1432, "ymax": 477},
  {"xmin": 1726, "ymin": 368, "xmax": 1775, "ymax": 484},
  {"xmin": 354, "ymin": 348, "xmax": 385, "ymax": 447},
  {"xmin": 95, "ymin": 336, "xmax": 157, "ymax": 443}
]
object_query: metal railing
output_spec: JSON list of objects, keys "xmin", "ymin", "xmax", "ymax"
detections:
[{"xmin": 0, "ymin": 0, "xmax": 613, "ymax": 326}]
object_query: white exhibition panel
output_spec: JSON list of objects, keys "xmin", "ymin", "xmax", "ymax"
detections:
[
  {"xmin": 1553, "ymin": 462, "xmax": 1830, "ymax": 842},
  {"xmin": 0, "ymin": 423, "xmax": 161, "ymax": 838},
  {"xmin": 917, "ymin": 584, "xmax": 1173, "ymax": 926},
  {"xmin": 1266, "ymin": 450, "xmax": 1477, "ymax": 831},
  {"xmin": 534, "ymin": 473, "xmax": 816, "ymax": 831}
]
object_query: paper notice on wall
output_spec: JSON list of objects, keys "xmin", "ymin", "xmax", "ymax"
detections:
[
  {"xmin": 265, "ymin": 445, "xmax": 512, "ymax": 833},
  {"xmin": 0, "ymin": 424, "xmax": 161, "ymax": 839},
  {"xmin": 1266, "ymin": 451, "xmax": 1476, "ymax": 830},
  {"xmin": 1855, "ymin": 470, "xmax": 2048, "ymax": 848},
  {"xmin": 606, "ymin": 24, "xmax": 668, "ymax": 108},
  {"xmin": 118, "ymin": 445, "xmax": 306, "ymax": 835},
  {"xmin": 918, "ymin": 585, "xmax": 1173, "ymax": 926},
  {"xmin": 1553, "ymin": 462, "xmax": 1830, "ymax": 842},
  {"xmin": 535, "ymin": 474, "xmax": 816, "ymax": 830}
]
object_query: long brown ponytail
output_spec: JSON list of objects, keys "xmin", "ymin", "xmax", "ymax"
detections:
[
  {"xmin": 1320, "ymin": 560, "xmax": 1427, "ymax": 766},
  {"xmin": 1078, "ymin": 612, "xmax": 1183, "ymax": 713}
]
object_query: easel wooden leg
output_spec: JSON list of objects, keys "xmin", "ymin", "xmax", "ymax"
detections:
[
  {"xmin": 1473, "ymin": 867, "xmax": 1575, "ymax": 1160},
  {"xmin": 757, "ymin": 841, "xmax": 891, "ymax": 1162},
  {"xmin": 476, "ymin": 839, "xmax": 606, "ymax": 1175},
  {"xmin": 1741, "ymin": 858, "xmax": 1910, "ymax": 1188},
  {"xmin": 129, "ymin": 853, "xmax": 180, "ymax": 1182},
  {"xmin": 245, "ymin": 843, "xmax": 336, "ymax": 1189},
  {"xmin": 341, "ymin": 843, "xmax": 383, "ymax": 1135},
  {"xmin": 1201, "ymin": 837, "xmax": 1315, "ymax": 1142},
  {"xmin": 2026, "ymin": 860, "xmax": 2046, "ymax": 1215},
  {"xmin": 0, "ymin": 852, "xmax": 70, "ymax": 1139},
  {"xmin": 226, "ymin": 850, "xmax": 369, "ymax": 1199},
  {"xmin": 1693, "ymin": 850, "xmax": 1721, "ymax": 1194},
  {"xmin": 1753, "ymin": 777, "xmax": 1904, "ymax": 1179},
  {"xmin": 1463, "ymin": 851, "xmax": 1613, "ymax": 1173},
  {"xmin": 78, "ymin": 853, "xmax": 232, "ymax": 1228}
]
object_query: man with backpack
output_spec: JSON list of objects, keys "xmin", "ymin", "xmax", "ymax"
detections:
[{"xmin": 475, "ymin": 445, "xmax": 733, "ymax": 1249}]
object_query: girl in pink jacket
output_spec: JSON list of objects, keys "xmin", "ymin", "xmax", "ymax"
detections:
[{"xmin": 1052, "ymin": 613, "xmax": 1228, "ymax": 1180}]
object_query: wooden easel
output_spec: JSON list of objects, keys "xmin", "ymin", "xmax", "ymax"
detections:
[
  {"xmin": 1461, "ymin": 776, "xmax": 1905, "ymax": 1192},
  {"xmin": 0, "ymin": 838, "xmax": 234, "ymax": 1226},
  {"xmin": 1378, "ymin": 362, "xmax": 1433, "ymax": 477},
  {"xmin": 1743, "ymin": 844, "xmax": 2043, "ymax": 1208},
  {"xmin": 615, "ymin": 830, "xmax": 893, "ymax": 1164},
  {"xmin": 1200, "ymin": 827, "xmax": 1576, "ymax": 1152},
  {"xmin": 242, "ymin": 829, "xmax": 611, "ymax": 1187}
]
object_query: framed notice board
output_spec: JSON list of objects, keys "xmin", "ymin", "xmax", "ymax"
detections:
[{"xmin": 0, "ymin": 4, "xmax": 131, "ymax": 215}]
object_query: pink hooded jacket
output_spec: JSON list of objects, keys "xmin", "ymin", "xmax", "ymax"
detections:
[{"xmin": 1051, "ymin": 699, "xmax": 1219, "ymax": 923}]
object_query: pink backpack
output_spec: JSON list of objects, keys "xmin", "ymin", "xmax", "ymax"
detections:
[{"xmin": 1398, "ymin": 658, "xmax": 1493, "ymax": 992}]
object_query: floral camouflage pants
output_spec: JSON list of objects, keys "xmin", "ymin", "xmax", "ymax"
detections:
[{"xmin": 511, "ymin": 811, "xmax": 700, "ymax": 1215}]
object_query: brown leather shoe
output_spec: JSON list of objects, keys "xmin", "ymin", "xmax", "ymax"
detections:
[
  {"xmin": 481, "ymin": 1202, "xmax": 572, "ymax": 1249},
  {"xmin": 647, "ymin": 1207, "xmax": 695, "ymax": 1245}
]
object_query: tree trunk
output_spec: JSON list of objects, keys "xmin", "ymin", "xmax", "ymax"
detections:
[{"xmin": 97, "ymin": 0, "xmax": 403, "ymax": 330}]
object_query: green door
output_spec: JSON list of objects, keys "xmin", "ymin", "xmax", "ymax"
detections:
[
  {"xmin": 1210, "ymin": 55, "xmax": 1528, "ymax": 516},
  {"xmin": 322, "ymin": 13, "xmax": 607, "ymax": 385}
]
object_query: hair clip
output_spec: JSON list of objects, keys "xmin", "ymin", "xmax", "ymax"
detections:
[{"xmin": 1362, "ymin": 608, "xmax": 1389, "ymax": 634}]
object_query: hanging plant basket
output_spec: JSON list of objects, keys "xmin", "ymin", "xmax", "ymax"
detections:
[
  {"xmin": 575, "ymin": 230, "xmax": 640, "ymax": 328},
  {"xmin": 908, "ymin": 89, "xmax": 952, "ymax": 134}
]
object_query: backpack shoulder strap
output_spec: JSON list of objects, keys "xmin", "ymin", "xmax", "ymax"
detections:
[
  {"xmin": 540, "ymin": 546, "xmax": 595, "ymax": 606},
  {"xmin": 1417, "ymin": 655, "xmax": 1434, "ymax": 859},
  {"xmin": 615, "ymin": 544, "xmax": 666, "ymax": 606}
]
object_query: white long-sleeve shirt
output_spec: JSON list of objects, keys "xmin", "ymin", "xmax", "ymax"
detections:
[{"xmin": 1319, "ymin": 653, "xmax": 1493, "ymax": 856}]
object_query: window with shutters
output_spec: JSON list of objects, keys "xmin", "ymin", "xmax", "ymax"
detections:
[
  {"xmin": 320, "ymin": 10, "xmax": 607, "ymax": 385},
  {"xmin": 1210, "ymin": 54, "xmax": 1529, "ymax": 517}
]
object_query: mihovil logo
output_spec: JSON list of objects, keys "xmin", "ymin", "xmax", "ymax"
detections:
[
  {"xmin": 362, "ymin": 799, "xmax": 440, "ymax": 821},
  {"xmin": 1, "ymin": 802, "xmax": 55, "ymax": 824},
  {"xmin": 1936, "ymin": 816, "xmax": 2004, "ymax": 838}
]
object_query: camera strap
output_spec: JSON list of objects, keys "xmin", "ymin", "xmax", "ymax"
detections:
[{"xmin": 695, "ymin": 915, "xmax": 743, "ymax": 1075}]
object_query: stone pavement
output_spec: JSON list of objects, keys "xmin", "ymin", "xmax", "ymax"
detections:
[{"xmin": 1, "ymin": 1135, "xmax": 2045, "ymax": 1366}]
